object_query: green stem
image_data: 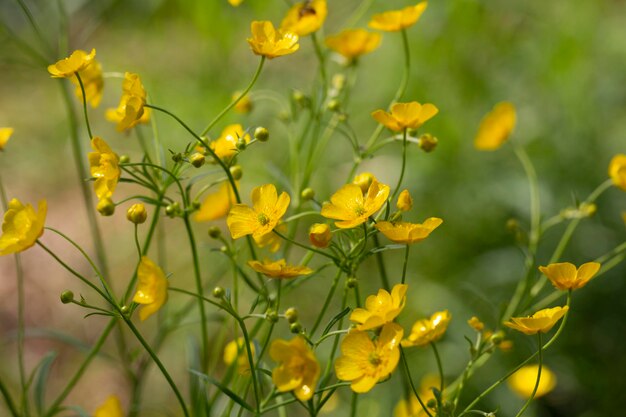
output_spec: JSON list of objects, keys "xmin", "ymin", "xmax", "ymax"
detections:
[
  {"xmin": 0, "ymin": 376, "xmax": 19, "ymax": 417},
  {"xmin": 373, "ymin": 234, "xmax": 391, "ymax": 290},
  {"xmin": 310, "ymin": 270, "xmax": 342, "ymax": 336},
  {"xmin": 311, "ymin": 33, "xmax": 327, "ymax": 92},
  {"xmin": 400, "ymin": 347, "xmax": 434, "ymax": 417},
  {"xmin": 431, "ymin": 342, "xmax": 444, "ymax": 394},
  {"xmin": 401, "ymin": 244, "xmax": 410, "ymax": 284},
  {"xmin": 273, "ymin": 230, "xmax": 338, "ymax": 262},
  {"xmin": 514, "ymin": 333, "xmax": 543, "ymax": 417},
  {"xmin": 349, "ymin": 393, "xmax": 358, "ymax": 417},
  {"xmin": 75, "ymin": 72, "xmax": 93, "ymax": 139}
]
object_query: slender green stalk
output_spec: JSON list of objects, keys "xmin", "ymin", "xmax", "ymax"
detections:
[
  {"xmin": 349, "ymin": 393, "xmax": 358, "ymax": 417},
  {"xmin": 400, "ymin": 347, "xmax": 434, "ymax": 417},
  {"xmin": 75, "ymin": 73, "xmax": 93, "ymax": 139},
  {"xmin": 0, "ymin": 376, "xmax": 19, "ymax": 417},
  {"xmin": 273, "ymin": 230, "xmax": 339, "ymax": 262},
  {"xmin": 431, "ymin": 342, "xmax": 444, "ymax": 394},
  {"xmin": 373, "ymin": 234, "xmax": 391, "ymax": 290},
  {"xmin": 514, "ymin": 333, "xmax": 543, "ymax": 417},
  {"xmin": 310, "ymin": 270, "xmax": 342, "ymax": 336},
  {"xmin": 311, "ymin": 33, "xmax": 327, "ymax": 91},
  {"xmin": 14, "ymin": 0, "xmax": 54, "ymax": 57},
  {"xmin": 401, "ymin": 245, "xmax": 410, "ymax": 284}
]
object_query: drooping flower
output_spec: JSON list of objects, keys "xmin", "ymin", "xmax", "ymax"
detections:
[
  {"xmin": 0, "ymin": 127, "xmax": 14, "ymax": 151},
  {"xmin": 608, "ymin": 154, "xmax": 626, "ymax": 191},
  {"xmin": 132, "ymin": 256, "xmax": 168, "ymax": 321},
  {"xmin": 47, "ymin": 49, "xmax": 96, "ymax": 78},
  {"xmin": 210, "ymin": 124, "xmax": 250, "ymax": 161},
  {"xmin": 194, "ymin": 181, "xmax": 238, "ymax": 222},
  {"xmin": 281, "ymin": 0, "xmax": 327, "ymax": 37},
  {"xmin": 350, "ymin": 284, "xmax": 408, "ymax": 331},
  {"xmin": 247, "ymin": 21, "xmax": 300, "ymax": 59},
  {"xmin": 372, "ymin": 102, "xmax": 439, "ymax": 132},
  {"xmin": 254, "ymin": 222, "xmax": 286, "ymax": 252},
  {"xmin": 247, "ymin": 259, "xmax": 313, "ymax": 279},
  {"xmin": 88, "ymin": 137, "xmax": 121, "ymax": 201},
  {"xmin": 396, "ymin": 189, "xmax": 413, "ymax": 212},
  {"xmin": 106, "ymin": 72, "xmax": 149, "ymax": 131},
  {"xmin": 375, "ymin": 218, "xmax": 443, "ymax": 244},
  {"xmin": 223, "ymin": 337, "xmax": 256, "ymax": 375},
  {"xmin": 0, "ymin": 199, "xmax": 47, "ymax": 256},
  {"xmin": 335, "ymin": 323, "xmax": 403, "ymax": 393},
  {"xmin": 94, "ymin": 395, "xmax": 123, "ymax": 417},
  {"xmin": 539, "ymin": 262, "xmax": 601, "ymax": 291},
  {"xmin": 402, "ymin": 310, "xmax": 451, "ymax": 347},
  {"xmin": 270, "ymin": 336, "xmax": 320, "ymax": 401},
  {"xmin": 325, "ymin": 29, "xmax": 382, "ymax": 61},
  {"xmin": 321, "ymin": 180, "xmax": 390, "ymax": 229},
  {"xmin": 352, "ymin": 172, "xmax": 377, "ymax": 193},
  {"xmin": 70, "ymin": 59, "xmax": 104, "ymax": 108},
  {"xmin": 309, "ymin": 223, "xmax": 332, "ymax": 248},
  {"xmin": 508, "ymin": 365, "xmax": 557, "ymax": 399},
  {"xmin": 474, "ymin": 102, "xmax": 516, "ymax": 151},
  {"xmin": 227, "ymin": 184, "xmax": 290, "ymax": 239},
  {"xmin": 368, "ymin": 2, "xmax": 428, "ymax": 32},
  {"xmin": 504, "ymin": 306, "xmax": 569, "ymax": 335}
]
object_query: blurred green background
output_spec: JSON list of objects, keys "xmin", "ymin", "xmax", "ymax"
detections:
[{"xmin": 1, "ymin": 0, "xmax": 625, "ymax": 416}]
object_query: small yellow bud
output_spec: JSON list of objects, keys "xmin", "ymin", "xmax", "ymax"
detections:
[
  {"xmin": 396, "ymin": 189, "xmax": 413, "ymax": 212},
  {"xmin": 213, "ymin": 287, "xmax": 225, "ymax": 298},
  {"xmin": 419, "ymin": 134, "xmax": 438, "ymax": 153},
  {"xmin": 332, "ymin": 74, "xmax": 346, "ymax": 91},
  {"xmin": 233, "ymin": 91, "xmax": 253, "ymax": 114},
  {"xmin": 467, "ymin": 316, "xmax": 485, "ymax": 332},
  {"xmin": 346, "ymin": 277, "xmax": 358, "ymax": 288},
  {"xmin": 208, "ymin": 226, "xmax": 221, "ymax": 239},
  {"xmin": 254, "ymin": 127, "xmax": 269, "ymax": 142},
  {"xmin": 230, "ymin": 165, "xmax": 243, "ymax": 180},
  {"xmin": 165, "ymin": 202, "xmax": 180, "ymax": 217},
  {"xmin": 190, "ymin": 153, "xmax": 206, "ymax": 168},
  {"xmin": 119, "ymin": 155, "xmax": 130, "ymax": 163},
  {"xmin": 301, "ymin": 188, "xmax": 315, "ymax": 201},
  {"xmin": 309, "ymin": 223, "xmax": 331, "ymax": 248},
  {"xmin": 352, "ymin": 172, "xmax": 376, "ymax": 194},
  {"xmin": 120, "ymin": 305, "xmax": 130, "ymax": 314},
  {"xmin": 126, "ymin": 203, "xmax": 148, "ymax": 224},
  {"xmin": 327, "ymin": 99, "xmax": 341, "ymax": 112},
  {"xmin": 97, "ymin": 198, "xmax": 115, "ymax": 216},
  {"xmin": 285, "ymin": 307, "xmax": 298, "ymax": 323},
  {"xmin": 292, "ymin": 90, "xmax": 307, "ymax": 105},
  {"xmin": 60, "ymin": 290, "xmax": 74, "ymax": 304},
  {"xmin": 498, "ymin": 340, "xmax": 513, "ymax": 352},
  {"xmin": 490, "ymin": 331, "xmax": 505, "ymax": 345},
  {"xmin": 289, "ymin": 322, "xmax": 303, "ymax": 333}
]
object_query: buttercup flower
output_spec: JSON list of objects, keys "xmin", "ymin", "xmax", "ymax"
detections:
[
  {"xmin": 325, "ymin": 29, "xmax": 381, "ymax": 61},
  {"xmin": 210, "ymin": 124, "xmax": 250, "ymax": 161},
  {"xmin": 0, "ymin": 127, "xmax": 14, "ymax": 151},
  {"xmin": 508, "ymin": 364, "xmax": 557, "ymax": 399},
  {"xmin": 228, "ymin": 0, "xmax": 243, "ymax": 6},
  {"xmin": 247, "ymin": 259, "xmax": 313, "ymax": 279},
  {"xmin": 281, "ymin": 0, "xmax": 327, "ymax": 37},
  {"xmin": 368, "ymin": 2, "xmax": 428, "ymax": 32},
  {"xmin": 233, "ymin": 91, "xmax": 253, "ymax": 113},
  {"xmin": 106, "ymin": 72, "xmax": 149, "ymax": 131},
  {"xmin": 254, "ymin": 222, "xmax": 286, "ymax": 252},
  {"xmin": 88, "ymin": 137, "xmax": 121, "ymax": 201},
  {"xmin": 247, "ymin": 21, "xmax": 300, "ymax": 59},
  {"xmin": 227, "ymin": 183, "xmax": 290, "ymax": 239},
  {"xmin": 194, "ymin": 181, "xmax": 237, "ymax": 222},
  {"xmin": 270, "ymin": 336, "xmax": 320, "ymax": 401},
  {"xmin": 94, "ymin": 395, "xmax": 123, "ymax": 417},
  {"xmin": 224, "ymin": 337, "xmax": 256, "ymax": 375},
  {"xmin": 372, "ymin": 102, "xmax": 439, "ymax": 132},
  {"xmin": 47, "ymin": 48, "xmax": 96, "ymax": 78},
  {"xmin": 70, "ymin": 59, "xmax": 104, "ymax": 108},
  {"xmin": 539, "ymin": 261, "xmax": 601, "ymax": 291},
  {"xmin": 396, "ymin": 189, "xmax": 413, "ymax": 212},
  {"xmin": 350, "ymin": 284, "xmax": 408, "ymax": 331},
  {"xmin": 608, "ymin": 154, "xmax": 626, "ymax": 191},
  {"xmin": 375, "ymin": 218, "xmax": 443, "ymax": 244},
  {"xmin": 504, "ymin": 306, "xmax": 569, "ymax": 335},
  {"xmin": 402, "ymin": 310, "xmax": 451, "ymax": 347},
  {"xmin": 335, "ymin": 323, "xmax": 403, "ymax": 393},
  {"xmin": 321, "ymin": 179, "xmax": 390, "ymax": 229},
  {"xmin": 352, "ymin": 172, "xmax": 377, "ymax": 193},
  {"xmin": 394, "ymin": 374, "xmax": 439, "ymax": 417},
  {"xmin": 133, "ymin": 256, "xmax": 168, "ymax": 321},
  {"xmin": 467, "ymin": 316, "xmax": 485, "ymax": 332},
  {"xmin": 0, "ymin": 199, "xmax": 47, "ymax": 256},
  {"xmin": 309, "ymin": 223, "xmax": 332, "ymax": 248},
  {"xmin": 474, "ymin": 102, "xmax": 516, "ymax": 151}
]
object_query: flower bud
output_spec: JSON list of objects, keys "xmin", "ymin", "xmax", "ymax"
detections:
[
  {"xmin": 418, "ymin": 134, "xmax": 438, "ymax": 153},
  {"xmin": 97, "ymin": 198, "xmax": 115, "ymax": 216},
  {"xmin": 208, "ymin": 226, "xmax": 222, "ymax": 239},
  {"xmin": 396, "ymin": 189, "xmax": 413, "ymax": 212},
  {"xmin": 213, "ymin": 286, "xmax": 225, "ymax": 298},
  {"xmin": 289, "ymin": 322, "xmax": 303, "ymax": 334},
  {"xmin": 236, "ymin": 138, "xmax": 247, "ymax": 151},
  {"xmin": 490, "ymin": 331, "xmax": 505, "ymax": 345},
  {"xmin": 233, "ymin": 91, "xmax": 253, "ymax": 114},
  {"xmin": 352, "ymin": 172, "xmax": 375, "ymax": 194},
  {"xmin": 165, "ymin": 202, "xmax": 180, "ymax": 218},
  {"xmin": 467, "ymin": 316, "xmax": 485, "ymax": 332},
  {"xmin": 191, "ymin": 201, "xmax": 201, "ymax": 210},
  {"xmin": 332, "ymin": 74, "xmax": 346, "ymax": 91},
  {"xmin": 309, "ymin": 223, "xmax": 331, "ymax": 248},
  {"xmin": 119, "ymin": 155, "xmax": 130, "ymax": 164},
  {"xmin": 230, "ymin": 165, "xmax": 243, "ymax": 180},
  {"xmin": 327, "ymin": 99, "xmax": 341, "ymax": 112},
  {"xmin": 60, "ymin": 290, "xmax": 74, "ymax": 304},
  {"xmin": 301, "ymin": 188, "xmax": 315, "ymax": 201},
  {"xmin": 126, "ymin": 203, "xmax": 147, "ymax": 224},
  {"xmin": 266, "ymin": 310, "xmax": 279, "ymax": 323},
  {"xmin": 285, "ymin": 307, "xmax": 298, "ymax": 323},
  {"xmin": 190, "ymin": 153, "xmax": 206, "ymax": 168},
  {"xmin": 346, "ymin": 277, "xmax": 358, "ymax": 288},
  {"xmin": 120, "ymin": 305, "xmax": 130, "ymax": 314},
  {"xmin": 171, "ymin": 152, "xmax": 183, "ymax": 163},
  {"xmin": 292, "ymin": 89, "xmax": 306, "ymax": 104},
  {"xmin": 254, "ymin": 127, "xmax": 269, "ymax": 142}
]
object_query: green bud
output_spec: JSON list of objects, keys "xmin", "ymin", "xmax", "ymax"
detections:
[
  {"xmin": 490, "ymin": 331, "xmax": 505, "ymax": 345},
  {"xmin": 230, "ymin": 165, "xmax": 243, "ymax": 180},
  {"xmin": 346, "ymin": 277, "xmax": 358, "ymax": 288},
  {"xmin": 236, "ymin": 138, "xmax": 247, "ymax": 151},
  {"xmin": 60, "ymin": 290, "xmax": 74, "ymax": 304},
  {"xmin": 289, "ymin": 322, "xmax": 303, "ymax": 334},
  {"xmin": 285, "ymin": 307, "xmax": 298, "ymax": 323},
  {"xmin": 418, "ymin": 134, "xmax": 438, "ymax": 153},
  {"xmin": 266, "ymin": 310, "xmax": 279, "ymax": 323},
  {"xmin": 301, "ymin": 188, "xmax": 315, "ymax": 201},
  {"xmin": 172, "ymin": 153, "xmax": 183, "ymax": 163},
  {"xmin": 254, "ymin": 127, "xmax": 269, "ymax": 142},
  {"xmin": 190, "ymin": 153, "xmax": 206, "ymax": 168},
  {"xmin": 213, "ymin": 287, "xmax": 225, "ymax": 298},
  {"xmin": 119, "ymin": 155, "xmax": 130, "ymax": 164},
  {"xmin": 165, "ymin": 202, "xmax": 180, "ymax": 217},
  {"xmin": 96, "ymin": 198, "xmax": 115, "ymax": 216},
  {"xmin": 327, "ymin": 99, "xmax": 341, "ymax": 112},
  {"xmin": 208, "ymin": 226, "xmax": 221, "ymax": 239},
  {"xmin": 292, "ymin": 90, "xmax": 306, "ymax": 104},
  {"xmin": 120, "ymin": 305, "xmax": 130, "ymax": 314}
]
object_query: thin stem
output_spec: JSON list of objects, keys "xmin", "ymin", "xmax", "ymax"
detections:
[
  {"xmin": 75, "ymin": 72, "xmax": 93, "ymax": 139},
  {"xmin": 311, "ymin": 33, "xmax": 327, "ymax": 92},
  {"xmin": 310, "ymin": 270, "xmax": 342, "ymax": 336},
  {"xmin": 391, "ymin": 128, "xmax": 409, "ymax": 203},
  {"xmin": 0, "ymin": 376, "xmax": 19, "ymax": 417},
  {"xmin": 401, "ymin": 244, "xmax": 410, "ymax": 284},
  {"xmin": 273, "ymin": 230, "xmax": 338, "ymax": 262},
  {"xmin": 400, "ymin": 347, "xmax": 434, "ymax": 417},
  {"xmin": 514, "ymin": 333, "xmax": 543, "ymax": 417},
  {"xmin": 431, "ymin": 342, "xmax": 444, "ymax": 394},
  {"xmin": 373, "ymin": 234, "xmax": 391, "ymax": 290},
  {"xmin": 349, "ymin": 393, "xmax": 358, "ymax": 417}
]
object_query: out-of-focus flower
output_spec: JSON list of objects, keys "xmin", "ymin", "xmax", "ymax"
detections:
[
  {"xmin": 248, "ymin": 21, "xmax": 299, "ymax": 59},
  {"xmin": 609, "ymin": 154, "xmax": 626, "ymax": 191},
  {"xmin": 394, "ymin": 374, "xmax": 440, "ymax": 417},
  {"xmin": 233, "ymin": 91, "xmax": 253, "ymax": 113},
  {"xmin": 133, "ymin": 257, "xmax": 168, "ymax": 321},
  {"xmin": 0, "ymin": 199, "xmax": 47, "ymax": 256},
  {"xmin": 254, "ymin": 222, "xmax": 286, "ymax": 252},
  {"xmin": 508, "ymin": 364, "xmax": 557, "ymax": 399},
  {"xmin": 227, "ymin": 184, "xmax": 290, "ymax": 239},
  {"xmin": 281, "ymin": 0, "xmax": 327, "ymax": 37},
  {"xmin": 467, "ymin": 316, "xmax": 484, "ymax": 332},
  {"xmin": 352, "ymin": 172, "xmax": 377, "ymax": 194},
  {"xmin": 88, "ymin": 137, "xmax": 121, "ymax": 201},
  {"xmin": 372, "ymin": 102, "xmax": 438, "ymax": 132},
  {"xmin": 325, "ymin": 29, "xmax": 381, "ymax": 61},
  {"xmin": 210, "ymin": 124, "xmax": 250, "ymax": 161},
  {"xmin": 350, "ymin": 284, "xmax": 407, "ymax": 330},
  {"xmin": 396, "ymin": 190, "xmax": 413, "ymax": 212},
  {"xmin": 94, "ymin": 395, "xmax": 123, "ymax": 417},
  {"xmin": 402, "ymin": 310, "xmax": 451, "ymax": 347},
  {"xmin": 335, "ymin": 323, "xmax": 403, "ymax": 393},
  {"xmin": 368, "ymin": 2, "xmax": 428, "ymax": 32},
  {"xmin": 224, "ymin": 337, "xmax": 256, "ymax": 375},
  {"xmin": 309, "ymin": 223, "xmax": 332, "ymax": 248},
  {"xmin": 375, "ymin": 218, "xmax": 443, "ymax": 244},
  {"xmin": 70, "ymin": 59, "xmax": 104, "ymax": 108},
  {"xmin": 228, "ymin": 0, "xmax": 243, "ymax": 6},
  {"xmin": 106, "ymin": 72, "xmax": 149, "ymax": 131},
  {"xmin": 321, "ymin": 180, "xmax": 389, "ymax": 229},
  {"xmin": 247, "ymin": 259, "xmax": 313, "ymax": 279},
  {"xmin": 194, "ymin": 181, "xmax": 238, "ymax": 222},
  {"xmin": 47, "ymin": 49, "xmax": 96, "ymax": 78},
  {"xmin": 270, "ymin": 336, "xmax": 320, "ymax": 401},
  {"xmin": 560, "ymin": 202, "xmax": 597, "ymax": 219},
  {"xmin": 0, "ymin": 128, "xmax": 14, "ymax": 151},
  {"xmin": 504, "ymin": 306, "xmax": 569, "ymax": 335},
  {"xmin": 474, "ymin": 102, "xmax": 516, "ymax": 151},
  {"xmin": 539, "ymin": 261, "xmax": 600, "ymax": 291}
]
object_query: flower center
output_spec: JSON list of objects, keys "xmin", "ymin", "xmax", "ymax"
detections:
[
  {"xmin": 354, "ymin": 205, "xmax": 366, "ymax": 216},
  {"xmin": 368, "ymin": 352, "xmax": 382, "ymax": 366},
  {"xmin": 258, "ymin": 213, "xmax": 270, "ymax": 226}
]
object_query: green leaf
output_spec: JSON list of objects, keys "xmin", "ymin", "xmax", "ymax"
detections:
[
  {"xmin": 189, "ymin": 369, "xmax": 254, "ymax": 412},
  {"xmin": 34, "ymin": 351, "xmax": 57, "ymax": 416}
]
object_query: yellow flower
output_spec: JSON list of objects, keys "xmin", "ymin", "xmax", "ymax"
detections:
[
  {"xmin": 350, "ymin": 284, "xmax": 408, "ymax": 331},
  {"xmin": 210, "ymin": 124, "xmax": 250, "ymax": 161},
  {"xmin": 227, "ymin": 183, "xmax": 290, "ymax": 239},
  {"xmin": 504, "ymin": 306, "xmax": 569, "ymax": 335},
  {"xmin": 402, "ymin": 310, "xmax": 451, "ymax": 347},
  {"xmin": 321, "ymin": 180, "xmax": 390, "ymax": 229},
  {"xmin": 335, "ymin": 323, "xmax": 403, "ymax": 393},
  {"xmin": 352, "ymin": 172, "xmax": 377, "ymax": 193},
  {"xmin": 194, "ymin": 181, "xmax": 238, "ymax": 222},
  {"xmin": 270, "ymin": 336, "xmax": 320, "ymax": 401},
  {"xmin": 325, "ymin": 29, "xmax": 382, "ymax": 61},
  {"xmin": 254, "ymin": 222, "xmax": 286, "ymax": 252},
  {"xmin": 247, "ymin": 259, "xmax": 313, "ymax": 279},
  {"xmin": 375, "ymin": 218, "xmax": 443, "ymax": 244},
  {"xmin": 0, "ymin": 199, "xmax": 47, "ymax": 256},
  {"xmin": 224, "ymin": 337, "xmax": 256, "ymax": 375},
  {"xmin": 132, "ymin": 256, "xmax": 168, "ymax": 321},
  {"xmin": 0, "ymin": 127, "xmax": 14, "ymax": 151},
  {"xmin": 394, "ymin": 374, "xmax": 439, "ymax": 417},
  {"xmin": 88, "ymin": 137, "xmax": 121, "ymax": 201},
  {"xmin": 396, "ymin": 189, "xmax": 413, "ymax": 212},
  {"xmin": 508, "ymin": 364, "xmax": 557, "ymax": 399},
  {"xmin": 70, "ymin": 59, "xmax": 104, "ymax": 108},
  {"xmin": 94, "ymin": 394, "xmax": 123, "ymax": 417},
  {"xmin": 105, "ymin": 73, "xmax": 149, "ymax": 131},
  {"xmin": 608, "ymin": 154, "xmax": 626, "ymax": 191},
  {"xmin": 538, "ymin": 262, "xmax": 601, "ymax": 291},
  {"xmin": 309, "ymin": 223, "xmax": 331, "ymax": 248},
  {"xmin": 467, "ymin": 316, "xmax": 485, "ymax": 332},
  {"xmin": 281, "ymin": 0, "xmax": 327, "ymax": 37},
  {"xmin": 474, "ymin": 102, "xmax": 516, "ymax": 151},
  {"xmin": 372, "ymin": 102, "xmax": 439, "ymax": 132},
  {"xmin": 247, "ymin": 21, "xmax": 300, "ymax": 59},
  {"xmin": 368, "ymin": 2, "xmax": 428, "ymax": 32},
  {"xmin": 233, "ymin": 91, "xmax": 253, "ymax": 113},
  {"xmin": 228, "ymin": 0, "xmax": 243, "ymax": 6},
  {"xmin": 47, "ymin": 48, "xmax": 96, "ymax": 78}
]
